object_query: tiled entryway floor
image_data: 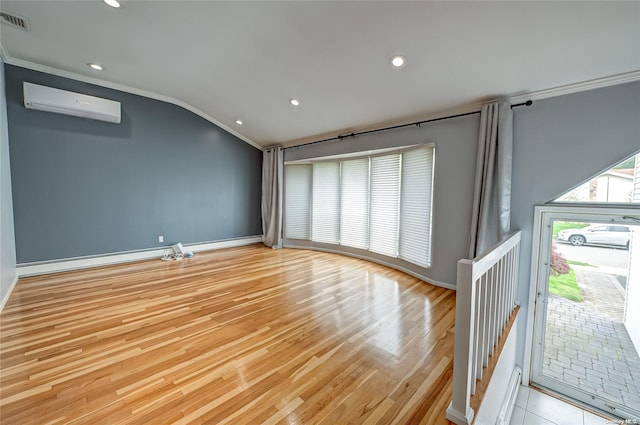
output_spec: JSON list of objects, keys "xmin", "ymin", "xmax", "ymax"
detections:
[
  {"xmin": 510, "ymin": 386, "xmax": 612, "ymax": 425},
  {"xmin": 542, "ymin": 268, "xmax": 640, "ymax": 409}
]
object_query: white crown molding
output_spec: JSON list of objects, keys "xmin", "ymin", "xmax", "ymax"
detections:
[
  {"xmin": 283, "ymin": 70, "xmax": 640, "ymax": 149},
  {"xmin": 2, "ymin": 56, "xmax": 263, "ymax": 150},
  {"xmin": 508, "ymin": 70, "xmax": 640, "ymax": 104},
  {"xmin": 280, "ymin": 101, "xmax": 486, "ymax": 148},
  {"xmin": 5, "ymin": 55, "xmax": 638, "ymax": 151}
]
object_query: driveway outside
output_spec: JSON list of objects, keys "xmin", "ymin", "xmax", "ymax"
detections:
[
  {"xmin": 543, "ymin": 268, "xmax": 640, "ymax": 412},
  {"xmin": 555, "ymin": 243, "xmax": 630, "ymax": 275}
]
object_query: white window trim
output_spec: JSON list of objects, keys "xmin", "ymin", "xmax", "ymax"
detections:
[{"xmin": 283, "ymin": 143, "xmax": 435, "ymax": 269}]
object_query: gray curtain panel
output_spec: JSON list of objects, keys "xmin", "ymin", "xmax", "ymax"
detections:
[
  {"xmin": 468, "ymin": 101, "xmax": 513, "ymax": 258},
  {"xmin": 261, "ymin": 147, "xmax": 283, "ymax": 248}
]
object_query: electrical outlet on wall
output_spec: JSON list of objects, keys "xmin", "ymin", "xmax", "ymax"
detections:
[{"xmin": 158, "ymin": 235, "xmax": 164, "ymax": 243}]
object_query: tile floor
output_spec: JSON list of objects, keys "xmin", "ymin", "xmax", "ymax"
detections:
[{"xmin": 510, "ymin": 386, "xmax": 616, "ymax": 425}]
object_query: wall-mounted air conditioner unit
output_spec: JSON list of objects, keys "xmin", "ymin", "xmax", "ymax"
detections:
[{"xmin": 23, "ymin": 82, "xmax": 121, "ymax": 124}]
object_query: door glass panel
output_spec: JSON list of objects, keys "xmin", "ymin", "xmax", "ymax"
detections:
[{"xmin": 537, "ymin": 219, "xmax": 640, "ymax": 419}]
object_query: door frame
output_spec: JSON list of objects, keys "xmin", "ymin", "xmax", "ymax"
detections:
[{"xmin": 523, "ymin": 205, "xmax": 640, "ymax": 416}]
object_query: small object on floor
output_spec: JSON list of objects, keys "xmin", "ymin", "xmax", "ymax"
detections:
[{"xmin": 161, "ymin": 247, "xmax": 193, "ymax": 261}]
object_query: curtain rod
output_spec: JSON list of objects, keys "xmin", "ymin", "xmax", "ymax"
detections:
[{"xmin": 284, "ymin": 100, "xmax": 533, "ymax": 150}]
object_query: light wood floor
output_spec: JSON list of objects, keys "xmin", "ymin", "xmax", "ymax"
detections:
[{"xmin": 1, "ymin": 245, "xmax": 456, "ymax": 424}]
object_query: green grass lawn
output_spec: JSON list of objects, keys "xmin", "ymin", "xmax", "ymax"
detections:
[
  {"xmin": 549, "ymin": 223, "xmax": 590, "ymax": 301},
  {"xmin": 567, "ymin": 259, "xmax": 593, "ymax": 267},
  {"xmin": 549, "ymin": 269, "xmax": 583, "ymax": 302},
  {"xmin": 552, "ymin": 221, "xmax": 589, "ymax": 239}
]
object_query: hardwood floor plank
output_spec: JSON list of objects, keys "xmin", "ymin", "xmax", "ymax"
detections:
[{"xmin": 1, "ymin": 245, "xmax": 456, "ymax": 424}]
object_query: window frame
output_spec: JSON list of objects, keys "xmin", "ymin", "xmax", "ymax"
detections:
[{"xmin": 283, "ymin": 144, "xmax": 436, "ymax": 269}]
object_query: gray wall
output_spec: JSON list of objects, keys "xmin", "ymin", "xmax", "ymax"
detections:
[
  {"xmin": 284, "ymin": 114, "xmax": 480, "ymax": 286},
  {"xmin": 5, "ymin": 64, "xmax": 262, "ymax": 264},
  {"xmin": 0, "ymin": 58, "xmax": 17, "ymax": 306},
  {"xmin": 512, "ymin": 81, "xmax": 640, "ymax": 366},
  {"xmin": 284, "ymin": 81, "xmax": 640, "ymax": 367}
]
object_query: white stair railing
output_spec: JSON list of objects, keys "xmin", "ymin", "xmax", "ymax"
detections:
[{"xmin": 446, "ymin": 231, "xmax": 521, "ymax": 425}]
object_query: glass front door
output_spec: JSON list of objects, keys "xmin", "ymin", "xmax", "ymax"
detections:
[{"xmin": 531, "ymin": 209, "xmax": 640, "ymax": 420}]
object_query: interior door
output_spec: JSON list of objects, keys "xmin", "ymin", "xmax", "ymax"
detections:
[{"xmin": 530, "ymin": 207, "xmax": 640, "ymax": 420}]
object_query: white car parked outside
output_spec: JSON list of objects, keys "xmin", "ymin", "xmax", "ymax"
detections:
[{"xmin": 557, "ymin": 224, "xmax": 630, "ymax": 248}]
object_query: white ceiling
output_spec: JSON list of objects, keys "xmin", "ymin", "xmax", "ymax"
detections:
[{"xmin": 1, "ymin": 1, "xmax": 639, "ymax": 148}]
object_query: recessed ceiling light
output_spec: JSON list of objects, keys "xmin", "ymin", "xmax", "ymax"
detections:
[
  {"xmin": 103, "ymin": 0, "xmax": 121, "ymax": 8},
  {"xmin": 390, "ymin": 55, "xmax": 406, "ymax": 68},
  {"xmin": 235, "ymin": 120, "xmax": 243, "ymax": 125},
  {"xmin": 88, "ymin": 63, "xmax": 103, "ymax": 71},
  {"xmin": 290, "ymin": 99, "xmax": 300, "ymax": 106}
]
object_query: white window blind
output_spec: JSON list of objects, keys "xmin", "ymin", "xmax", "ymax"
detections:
[
  {"xmin": 284, "ymin": 145, "xmax": 435, "ymax": 270},
  {"xmin": 284, "ymin": 164, "xmax": 312, "ymax": 240},
  {"xmin": 369, "ymin": 154, "xmax": 400, "ymax": 257},
  {"xmin": 340, "ymin": 159, "xmax": 369, "ymax": 249},
  {"xmin": 312, "ymin": 162, "xmax": 340, "ymax": 244},
  {"xmin": 399, "ymin": 147, "xmax": 434, "ymax": 267}
]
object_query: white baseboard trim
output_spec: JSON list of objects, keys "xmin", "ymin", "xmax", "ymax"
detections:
[
  {"xmin": 418, "ymin": 276, "xmax": 456, "ymax": 291},
  {"xmin": 186, "ymin": 236, "xmax": 263, "ymax": 254},
  {"xmin": 283, "ymin": 243, "xmax": 456, "ymax": 290},
  {"xmin": 497, "ymin": 367, "xmax": 523, "ymax": 425},
  {"xmin": 16, "ymin": 236, "xmax": 263, "ymax": 278},
  {"xmin": 0, "ymin": 274, "xmax": 19, "ymax": 313}
]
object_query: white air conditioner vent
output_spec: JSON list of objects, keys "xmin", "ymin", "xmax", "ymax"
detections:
[
  {"xmin": 0, "ymin": 11, "xmax": 29, "ymax": 30},
  {"xmin": 23, "ymin": 82, "xmax": 121, "ymax": 124}
]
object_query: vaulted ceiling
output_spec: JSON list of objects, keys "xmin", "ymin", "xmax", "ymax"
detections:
[{"xmin": 1, "ymin": 1, "xmax": 639, "ymax": 148}]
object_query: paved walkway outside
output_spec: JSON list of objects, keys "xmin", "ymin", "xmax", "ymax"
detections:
[
  {"xmin": 543, "ymin": 268, "xmax": 640, "ymax": 411},
  {"xmin": 577, "ymin": 267, "xmax": 626, "ymax": 322}
]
